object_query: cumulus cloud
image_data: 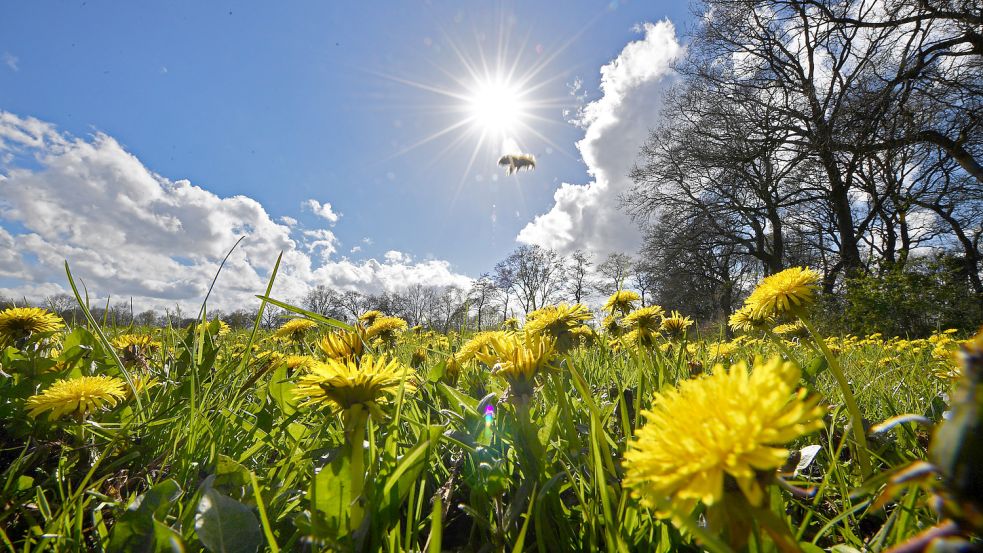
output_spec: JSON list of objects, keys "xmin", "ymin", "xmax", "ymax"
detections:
[
  {"xmin": 384, "ymin": 250, "xmax": 412, "ymax": 264},
  {"xmin": 0, "ymin": 112, "xmax": 472, "ymax": 311},
  {"xmin": 517, "ymin": 20, "xmax": 682, "ymax": 256},
  {"xmin": 304, "ymin": 198, "xmax": 340, "ymax": 223}
]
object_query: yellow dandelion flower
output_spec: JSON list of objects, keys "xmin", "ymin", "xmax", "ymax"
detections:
[
  {"xmin": 501, "ymin": 318, "xmax": 520, "ymax": 331},
  {"xmin": 622, "ymin": 305, "xmax": 665, "ymax": 333},
  {"xmin": 365, "ymin": 316, "xmax": 408, "ymax": 346},
  {"xmin": 196, "ymin": 319, "xmax": 230, "ymax": 337},
  {"xmin": 255, "ymin": 349, "xmax": 282, "ymax": 364},
  {"xmin": 744, "ymin": 267, "xmax": 820, "ymax": 319},
  {"xmin": 602, "ymin": 314, "xmax": 623, "ymax": 336},
  {"xmin": 660, "ymin": 311, "xmax": 694, "ymax": 337},
  {"xmin": 0, "ymin": 307, "xmax": 64, "ymax": 349},
  {"xmin": 358, "ymin": 310, "xmax": 383, "ymax": 326},
  {"xmin": 445, "ymin": 354, "xmax": 464, "ymax": 377},
  {"xmin": 603, "ymin": 290, "xmax": 641, "ymax": 315},
  {"xmin": 283, "ymin": 355, "xmax": 317, "ymax": 371},
  {"xmin": 318, "ymin": 330, "xmax": 364, "ymax": 361},
  {"xmin": 621, "ymin": 328, "xmax": 659, "ymax": 350},
  {"xmin": 410, "ymin": 347, "xmax": 427, "ymax": 368},
  {"xmin": 569, "ymin": 324, "xmax": 597, "ymax": 347},
  {"xmin": 273, "ymin": 318, "xmax": 319, "ymax": 342},
  {"xmin": 708, "ymin": 341, "xmax": 738, "ymax": 358},
  {"xmin": 294, "ymin": 354, "xmax": 416, "ymax": 417},
  {"xmin": 26, "ymin": 375, "xmax": 129, "ymax": 420},
  {"xmin": 623, "ymin": 357, "xmax": 825, "ymax": 515},
  {"xmin": 457, "ymin": 331, "xmax": 508, "ymax": 362},
  {"xmin": 773, "ymin": 321, "xmax": 808, "ymax": 337},
  {"xmin": 111, "ymin": 334, "xmax": 161, "ymax": 351},
  {"xmin": 524, "ymin": 303, "xmax": 592, "ymax": 353},
  {"xmin": 727, "ymin": 305, "xmax": 775, "ymax": 334},
  {"xmin": 475, "ymin": 333, "xmax": 557, "ymax": 394}
]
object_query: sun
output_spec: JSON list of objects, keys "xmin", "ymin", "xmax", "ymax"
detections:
[
  {"xmin": 375, "ymin": 5, "xmax": 581, "ymax": 188},
  {"xmin": 466, "ymin": 76, "xmax": 527, "ymax": 137}
]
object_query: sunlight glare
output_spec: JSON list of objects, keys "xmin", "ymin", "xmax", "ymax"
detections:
[{"xmin": 467, "ymin": 77, "xmax": 525, "ymax": 136}]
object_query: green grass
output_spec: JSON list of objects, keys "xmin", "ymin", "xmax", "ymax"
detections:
[{"xmin": 0, "ymin": 302, "xmax": 972, "ymax": 552}]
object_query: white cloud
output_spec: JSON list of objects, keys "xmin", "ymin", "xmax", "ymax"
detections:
[
  {"xmin": 304, "ymin": 198, "xmax": 340, "ymax": 223},
  {"xmin": 0, "ymin": 112, "xmax": 472, "ymax": 311},
  {"xmin": 279, "ymin": 215, "xmax": 298, "ymax": 227},
  {"xmin": 350, "ymin": 245, "xmax": 362, "ymax": 254},
  {"xmin": 384, "ymin": 250, "xmax": 411, "ymax": 264},
  {"xmin": 2, "ymin": 52, "xmax": 18, "ymax": 72},
  {"xmin": 517, "ymin": 20, "xmax": 682, "ymax": 256},
  {"xmin": 301, "ymin": 228, "xmax": 339, "ymax": 260}
]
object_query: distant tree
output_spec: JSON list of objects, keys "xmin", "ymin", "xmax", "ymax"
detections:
[
  {"xmin": 135, "ymin": 309, "xmax": 159, "ymax": 327},
  {"xmin": 303, "ymin": 285, "xmax": 338, "ymax": 317},
  {"xmin": 338, "ymin": 290, "xmax": 368, "ymax": 322},
  {"xmin": 403, "ymin": 284, "xmax": 437, "ymax": 327},
  {"xmin": 44, "ymin": 293, "xmax": 76, "ymax": 315},
  {"xmin": 261, "ymin": 305, "xmax": 285, "ymax": 329},
  {"xmin": 303, "ymin": 284, "xmax": 352, "ymax": 320},
  {"xmin": 434, "ymin": 286, "xmax": 468, "ymax": 333},
  {"xmin": 468, "ymin": 275, "xmax": 498, "ymax": 330},
  {"xmin": 630, "ymin": 257, "xmax": 658, "ymax": 307},
  {"xmin": 494, "ymin": 245, "xmax": 565, "ymax": 313},
  {"xmin": 222, "ymin": 309, "xmax": 256, "ymax": 329},
  {"xmin": 596, "ymin": 252, "xmax": 633, "ymax": 295},
  {"xmin": 566, "ymin": 250, "xmax": 593, "ymax": 303}
]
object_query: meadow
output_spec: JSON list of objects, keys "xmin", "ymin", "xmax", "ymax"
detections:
[{"xmin": 0, "ymin": 266, "xmax": 980, "ymax": 552}]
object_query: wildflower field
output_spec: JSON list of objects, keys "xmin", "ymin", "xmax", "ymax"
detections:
[{"xmin": 1, "ymin": 268, "xmax": 980, "ymax": 552}]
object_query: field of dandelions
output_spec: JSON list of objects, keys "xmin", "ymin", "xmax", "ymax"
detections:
[{"xmin": 1, "ymin": 266, "xmax": 981, "ymax": 552}]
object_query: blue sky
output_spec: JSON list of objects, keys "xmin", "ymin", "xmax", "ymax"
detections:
[{"xmin": 0, "ymin": 1, "xmax": 691, "ymax": 309}]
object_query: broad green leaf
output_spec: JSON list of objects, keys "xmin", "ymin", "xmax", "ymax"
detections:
[
  {"xmin": 267, "ymin": 365, "xmax": 297, "ymax": 416},
  {"xmin": 194, "ymin": 488, "xmax": 263, "ymax": 553},
  {"xmin": 310, "ymin": 448, "xmax": 351, "ymax": 537},
  {"xmin": 107, "ymin": 479, "xmax": 184, "ymax": 553}
]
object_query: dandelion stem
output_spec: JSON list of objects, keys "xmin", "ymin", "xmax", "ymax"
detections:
[
  {"xmin": 346, "ymin": 405, "xmax": 369, "ymax": 532},
  {"xmin": 669, "ymin": 507, "xmax": 737, "ymax": 553},
  {"xmin": 799, "ymin": 317, "xmax": 872, "ymax": 475}
]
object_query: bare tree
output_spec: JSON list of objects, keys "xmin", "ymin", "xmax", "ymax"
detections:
[
  {"xmin": 566, "ymin": 250, "xmax": 593, "ymax": 303},
  {"xmin": 630, "ymin": 257, "xmax": 659, "ymax": 307},
  {"xmin": 303, "ymin": 285, "xmax": 345, "ymax": 318},
  {"xmin": 596, "ymin": 252, "xmax": 634, "ymax": 295},
  {"xmin": 494, "ymin": 245, "xmax": 566, "ymax": 314},
  {"xmin": 468, "ymin": 275, "xmax": 498, "ymax": 330},
  {"xmin": 261, "ymin": 305, "xmax": 285, "ymax": 329},
  {"xmin": 338, "ymin": 290, "xmax": 368, "ymax": 322}
]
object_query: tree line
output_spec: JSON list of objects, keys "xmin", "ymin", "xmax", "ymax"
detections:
[{"xmin": 624, "ymin": 0, "xmax": 981, "ymax": 332}]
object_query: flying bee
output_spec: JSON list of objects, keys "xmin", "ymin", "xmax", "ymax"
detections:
[{"xmin": 498, "ymin": 153, "xmax": 536, "ymax": 176}]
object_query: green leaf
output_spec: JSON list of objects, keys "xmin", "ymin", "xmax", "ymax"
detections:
[
  {"xmin": 194, "ymin": 488, "xmax": 263, "ymax": 553},
  {"xmin": 107, "ymin": 479, "xmax": 184, "ymax": 553},
  {"xmin": 437, "ymin": 383, "xmax": 478, "ymax": 417},
  {"xmin": 210, "ymin": 455, "xmax": 252, "ymax": 502},
  {"xmin": 267, "ymin": 365, "xmax": 297, "ymax": 416},
  {"xmin": 310, "ymin": 448, "xmax": 351, "ymax": 537},
  {"xmin": 803, "ymin": 356, "xmax": 827, "ymax": 385},
  {"xmin": 383, "ymin": 425, "xmax": 441, "ymax": 499}
]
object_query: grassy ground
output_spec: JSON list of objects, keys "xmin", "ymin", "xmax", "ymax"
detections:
[{"xmin": 0, "ymin": 295, "xmax": 975, "ymax": 552}]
